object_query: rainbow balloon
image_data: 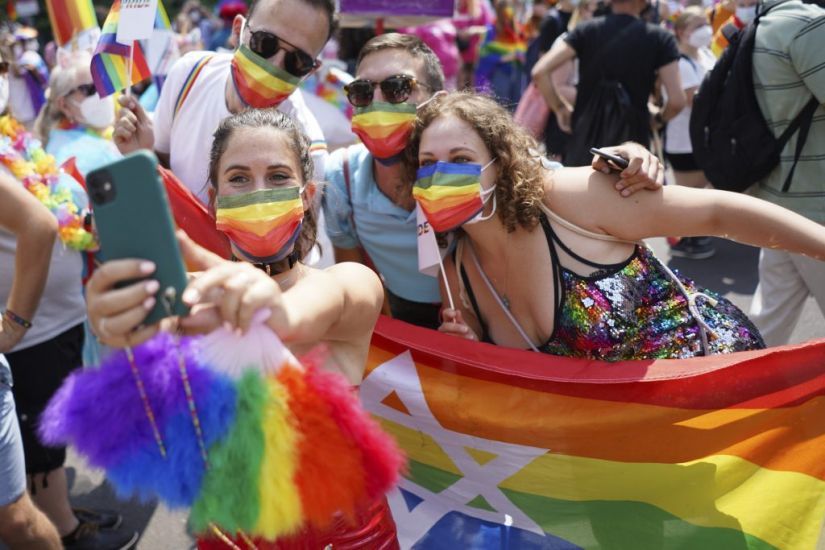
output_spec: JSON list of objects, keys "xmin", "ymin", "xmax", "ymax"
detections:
[
  {"xmin": 413, "ymin": 162, "xmax": 484, "ymax": 232},
  {"xmin": 350, "ymin": 102, "xmax": 416, "ymax": 159},
  {"xmin": 40, "ymin": 324, "xmax": 404, "ymax": 541},
  {"xmin": 231, "ymin": 45, "xmax": 300, "ymax": 108}
]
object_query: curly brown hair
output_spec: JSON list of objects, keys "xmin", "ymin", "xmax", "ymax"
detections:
[{"xmin": 403, "ymin": 91, "xmax": 547, "ymax": 232}]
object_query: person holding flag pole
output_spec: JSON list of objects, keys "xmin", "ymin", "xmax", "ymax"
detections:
[{"xmin": 323, "ymin": 33, "xmax": 664, "ymax": 331}]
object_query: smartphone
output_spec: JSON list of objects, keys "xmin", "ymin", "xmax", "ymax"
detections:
[
  {"xmin": 87, "ymin": 151, "xmax": 189, "ymax": 325},
  {"xmin": 589, "ymin": 147, "xmax": 630, "ymax": 170}
]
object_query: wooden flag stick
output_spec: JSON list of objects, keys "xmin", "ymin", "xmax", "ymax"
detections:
[{"xmin": 125, "ymin": 42, "xmax": 134, "ymax": 97}]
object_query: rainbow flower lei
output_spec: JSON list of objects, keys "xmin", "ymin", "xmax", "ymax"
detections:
[{"xmin": 0, "ymin": 115, "xmax": 96, "ymax": 251}]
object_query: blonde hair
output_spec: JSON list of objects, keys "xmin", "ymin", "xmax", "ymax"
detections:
[
  {"xmin": 404, "ymin": 91, "xmax": 547, "ymax": 232},
  {"xmin": 674, "ymin": 6, "xmax": 706, "ymax": 37},
  {"xmin": 33, "ymin": 51, "xmax": 92, "ymax": 145}
]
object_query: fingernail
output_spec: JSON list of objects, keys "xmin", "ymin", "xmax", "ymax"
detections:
[
  {"xmin": 140, "ymin": 261, "xmax": 156, "ymax": 274},
  {"xmin": 622, "ymin": 190, "xmax": 630, "ymax": 197},
  {"xmin": 223, "ymin": 321, "xmax": 233, "ymax": 332},
  {"xmin": 143, "ymin": 297, "xmax": 156, "ymax": 310},
  {"xmin": 182, "ymin": 288, "xmax": 200, "ymax": 304},
  {"xmin": 235, "ymin": 328, "xmax": 244, "ymax": 337},
  {"xmin": 145, "ymin": 280, "xmax": 159, "ymax": 294}
]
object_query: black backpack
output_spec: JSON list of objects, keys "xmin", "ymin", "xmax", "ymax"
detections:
[{"xmin": 689, "ymin": 4, "xmax": 818, "ymax": 192}]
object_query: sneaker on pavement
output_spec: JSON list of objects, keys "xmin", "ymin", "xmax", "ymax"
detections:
[
  {"xmin": 62, "ymin": 521, "xmax": 138, "ymax": 550},
  {"xmin": 669, "ymin": 237, "xmax": 716, "ymax": 260},
  {"xmin": 74, "ymin": 508, "xmax": 123, "ymax": 530}
]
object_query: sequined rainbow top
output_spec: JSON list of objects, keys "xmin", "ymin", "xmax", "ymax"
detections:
[{"xmin": 459, "ymin": 214, "xmax": 765, "ymax": 361}]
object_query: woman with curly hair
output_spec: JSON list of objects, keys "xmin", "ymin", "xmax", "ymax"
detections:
[{"xmin": 406, "ymin": 92, "xmax": 825, "ymax": 359}]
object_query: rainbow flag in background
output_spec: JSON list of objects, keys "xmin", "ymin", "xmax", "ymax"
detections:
[
  {"xmin": 45, "ymin": 0, "xmax": 97, "ymax": 46},
  {"xmin": 145, "ymin": 0, "xmax": 180, "ymax": 91},
  {"xmin": 362, "ymin": 317, "xmax": 825, "ymax": 549},
  {"xmin": 91, "ymin": 0, "xmax": 152, "ymax": 97},
  {"xmin": 475, "ymin": 24, "xmax": 527, "ymax": 92}
]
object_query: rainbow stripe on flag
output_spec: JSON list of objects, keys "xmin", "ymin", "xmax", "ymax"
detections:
[
  {"xmin": 362, "ymin": 316, "xmax": 825, "ymax": 549},
  {"xmin": 45, "ymin": 0, "xmax": 97, "ymax": 47},
  {"xmin": 91, "ymin": 0, "xmax": 152, "ymax": 97},
  {"xmin": 145, "ymin": 0, "xmax": 180, "ymax": 91},
  {"xmin": 475, "ymin": 26, "xmax": 526, "ymax": 92}
]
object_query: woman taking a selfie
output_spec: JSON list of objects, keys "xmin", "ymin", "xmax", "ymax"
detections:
[
  {"xmin": 84, "ymin": 109, "xmax": 397, "ymax": 548},
  {"xmin": 407, "ymin": 92, "xmax": 825, "ymax": 359}
]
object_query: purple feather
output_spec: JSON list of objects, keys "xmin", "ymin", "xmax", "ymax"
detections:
[{"xmin": 39, "ymin": 333, "xmax": 233, "ymax": 470}]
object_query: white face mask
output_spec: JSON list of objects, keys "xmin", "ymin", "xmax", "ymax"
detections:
[
  {"xmin": 75, "ymin": 94, "xmax": 115, "ymax": 129},
  {"xmin": 688, "ymin": 25, "xmax": 713, "ymax": 48},
  {"xmin": 0, "ymin": 76, "xmax": 8, "ymax": 114},
  {"xmin": 736, "ymin": 5, "xmax": 756, "ymax": 24}
]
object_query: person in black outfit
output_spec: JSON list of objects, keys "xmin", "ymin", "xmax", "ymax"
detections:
[{"xmin": 531, "ymin": 0, "xmax": 686, "ymax": 166}]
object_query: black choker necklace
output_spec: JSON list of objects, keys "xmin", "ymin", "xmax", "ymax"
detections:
[{"xmin": 235, "ymin": 250, "xmax": 301, "ymax": 276}]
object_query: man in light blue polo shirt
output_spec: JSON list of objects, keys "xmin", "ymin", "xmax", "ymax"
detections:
[
  {"xmin": 324, "ymin": 34, "xmax": 667, "ymax": 329},
  {"xmin": 324, "ymin": 34, "xmax": 446, "ymax": 328}
]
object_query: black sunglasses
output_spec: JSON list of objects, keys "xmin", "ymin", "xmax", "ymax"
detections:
[
  {"xmin": 344, "ymin": 74, "xmax": 427, "ymax": 108},
  {"xmin": 246, "ymin": 27, "xmax": 320, "ymax": 78},
  {"xmin": 65, "ymin": 83, "xmax": 97, "ymax": 98},
  {"xmin": 0, "ymin": 61, "xmax": 8, "ymax": 75}
]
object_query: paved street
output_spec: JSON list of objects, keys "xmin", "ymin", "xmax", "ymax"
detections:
[{"xmin": 5, "ymin": 238, "xmax": 823, "ymax": 550}]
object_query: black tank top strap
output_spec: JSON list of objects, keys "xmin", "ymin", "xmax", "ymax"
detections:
[
  {"xmin": 539, "ymin": 213, "xmax": 609, "ymax": 269},
  {"xmin": 538, "ymin": 213, "xmax": 565, "ymax": 329},
  {"xmin": 451, "ymin": 245, "xmax": 492, "ymax": 343}
]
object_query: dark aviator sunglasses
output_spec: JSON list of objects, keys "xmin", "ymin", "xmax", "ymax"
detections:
[
  {"xmin": 246, "ymin": 27, "xmax": 321, "ymax": 78},
  {"xmin": 344, "ymin": 74, "xmax": 427, "ymax": 108}
]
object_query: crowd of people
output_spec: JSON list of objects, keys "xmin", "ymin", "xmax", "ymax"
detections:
[{"xmin": 0, "ymin": 0, "xmax": 824, "ymax": 547}]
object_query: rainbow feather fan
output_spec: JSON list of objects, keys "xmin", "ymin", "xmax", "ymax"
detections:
[{"xmin": 40, "ymin": 323, "xmax": 404, "ymax": 541}]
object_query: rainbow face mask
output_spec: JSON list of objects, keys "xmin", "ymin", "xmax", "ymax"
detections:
[
  {"xmin": 231, "ymin": 44, "xmax": 301, "ymax": 109},
  {"xmin": 216, "ymin": 187, "xmax": 304, "ymax": 264},
  {"xmin": 412, "ymin": 160, "xmax": 496, "ymax": 232},
  {"xmin": 350, "ymin": 101, "xmax": 417, "ymax": 160}
]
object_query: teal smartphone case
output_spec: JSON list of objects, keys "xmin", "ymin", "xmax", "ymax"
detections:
[{"xmin": 87, "ymin": 151, "xmax": 190, "ymax": 325}]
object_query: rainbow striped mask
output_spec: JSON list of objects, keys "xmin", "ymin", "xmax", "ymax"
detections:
[
  {"xmin": 350, "ymin": 101, "xmax": 417, "ymax": 159},
  {"xmin": 216, "ymin": 187, "xmax": 304, "ymax": 264},
  {"xmin": 413, "ymin": 160, "xmax": 496, "ymax": 232},
  {"xmin": 231, "ymin": 44, "xmax": 300, "ymax": 109}
]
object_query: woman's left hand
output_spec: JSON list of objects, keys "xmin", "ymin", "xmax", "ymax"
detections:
[
  {"xmin": 177, "ymin": 231, "xmax": 288, "ymax": 335},
  {"xmin": 592, "ymin": 142, "xmax": 665, "ymax": 197}
]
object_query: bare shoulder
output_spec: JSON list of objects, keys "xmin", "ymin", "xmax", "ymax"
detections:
[
  {"xmin": 324, "ymin": 262, "xmax": 383, "ymax": 300},
  {"xmin": 542, "ymin": 166, "xmax": 626, "ymax": 231}
]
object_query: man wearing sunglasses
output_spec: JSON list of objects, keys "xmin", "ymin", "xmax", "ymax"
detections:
[
  {"xmin": 114, "ymin": 0, "xmax": 334, "ymax": 207},
  {"xmin": 322, "ymin": 33, "xmax": 667, "ymax": 330}
]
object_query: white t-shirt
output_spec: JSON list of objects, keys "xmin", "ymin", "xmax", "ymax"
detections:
[
  {"xmin": 152, "ymin": 51, "xmax": 333, "ymax": 267},
  {"xmin": 665, "ymin": 48, "xmax": 716, "ymax": 154},
  {"xmin": 0, "ymin": 167, "xmax": 86, "ymax": 351},
  {"xmin": 153, "ymin": 51, "xmax": 329, "ymax": 204}
]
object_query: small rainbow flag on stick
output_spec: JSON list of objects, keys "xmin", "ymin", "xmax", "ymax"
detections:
[
  {"xmin": 363, "ymin": 316, "xmax": 825, "ymax": 549},
  {"xmin": 45, "ymin": 0, "xmax": 98, "ymax": 47},
  {"xmin": 91, "ymin": 0, "xmax": 152, "ymax": 97}
]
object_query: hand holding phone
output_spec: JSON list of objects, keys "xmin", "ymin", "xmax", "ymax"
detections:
[
  {"xmin": 87, "ymin": 151, "xmax": 189, "ymax": 325},
  {"xmin": 590, "ymin": 147, "xmax": 630, "ymax": 170}
]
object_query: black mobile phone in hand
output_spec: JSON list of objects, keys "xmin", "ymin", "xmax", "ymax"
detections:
[
  {"xmin": 590, "ymin": 147, "xmax": 630, "ymax": 170},
  {"xmin": 86, "ymin": 151, "xmax": 190, "ymax": 325}
]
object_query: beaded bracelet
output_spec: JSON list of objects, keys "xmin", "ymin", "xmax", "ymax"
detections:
[{"xmin": 4, "ymin": 309, "xmax": 32, "ymax": 329}]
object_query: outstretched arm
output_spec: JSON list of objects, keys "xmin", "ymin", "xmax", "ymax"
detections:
[{"xmin": 548, "ymin": 167, "xmax": 825, "ymax": 261}]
